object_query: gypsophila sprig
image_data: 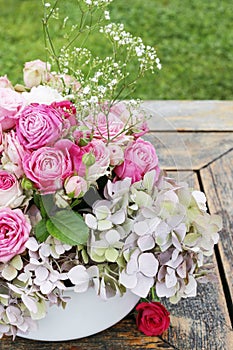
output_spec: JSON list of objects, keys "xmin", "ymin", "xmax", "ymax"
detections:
[
  {"xmin": 0, "ymin": 0, "xmax": 222, "ymax": 340},
  {"xmin": 42, "ymin": 0, "xmax": 160, "ymax": 106}
]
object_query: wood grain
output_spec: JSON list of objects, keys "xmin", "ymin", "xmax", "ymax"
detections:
[
  {"xmin": 143, "ymin": 100, "xmax": 233, "ymax": 131},
  {"xmin": 160, "ymin": 172, "xmax": 233, "ymax": 350},
  {"xmin": 145, "ymin": 132, "xmax": 233, "ymax": 170},
  {"xmin": 201, "ymin": 150, "xmax": 233, "ymax": 303}
]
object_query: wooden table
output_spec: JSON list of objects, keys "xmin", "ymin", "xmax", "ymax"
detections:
[{"xmin": 1, "ymin": 101, "xmax": 233, "ymax": 350}]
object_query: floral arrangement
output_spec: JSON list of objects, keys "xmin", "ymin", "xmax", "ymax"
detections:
[{"xmin": 0, "ymin": 0, "xmax": 222, "ymax": 339}]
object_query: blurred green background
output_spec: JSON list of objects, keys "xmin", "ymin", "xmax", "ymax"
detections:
[{"xmin": 0, "ymin": 0, "xmax": 232, "ymax": 100}]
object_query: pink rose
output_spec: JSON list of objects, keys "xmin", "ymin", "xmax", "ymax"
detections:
[
  {"xmin": 23, "ymin": 59, "xmax": 51, "ymax": 88},
  {"xmin": 114, "ymin": 138, "xmax": 160, "ymax": 183},
  {"xmin": 1, "ymin": 130, "xmax": 26, "ymax": 177},
  {"xmin": 133, "ymin": 121, "xmax": 149, "ymax": 138},
  {"xmin": 0, "ymin": 170, "xmax": 24, "ymax": 208},
  {"xmin": 136, "ymin": 302, "xmax": 170, "ymax": 336},
  {"xmin": 54, "ymin": 139, "xmax": 110, "ymax": 182},
  {"xmin": 22, "ymin": 145, "xmax": 73, "ymax": 194},
  {"xmin": 55, "ymin": 139, "xmax": 84, "ymax": 175},
  {"xmin": 16, "ymin": 104, "xmax": 64, "ymax": 150},
  {"xmin": 83, "ymin": 140, "xmax": 110, "ymax": 182},
  {"xmin": 85, "ymin": 103, "xmax": 132, "ymax": 143},
  {"xmin": 51, "ymin": 100, "xmax": 77, "ymax": 127},
  {"xmin": 0, "ymin": 88, "xmax": 25, "ymax": 131},
  {"xmin": 0, "ymin": 75, "xmax": 14, "ymax": 89},
  {"xmin": 49, "ymin": 73, "xmax": 81, "ymax": 93},
  {"xmin": 65, "ymin": 176, "xmax": 88, "ymax": 198},
  {"xmin": 0, "ymin": 207, "xmax": 31, "ymax": 263},
  {"xmin": 108, "ymin": 143, "xmax": 124, "ymax": 166}
]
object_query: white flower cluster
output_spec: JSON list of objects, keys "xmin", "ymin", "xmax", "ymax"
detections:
[{"xmin": 84, "ymin": 171, "xmax": 221, "ymax": 303}]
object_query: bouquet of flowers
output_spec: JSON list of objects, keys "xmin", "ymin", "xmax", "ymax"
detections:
[{"xmin": 0, "ymin": 0, "xmax": 222, "ymax": 339}]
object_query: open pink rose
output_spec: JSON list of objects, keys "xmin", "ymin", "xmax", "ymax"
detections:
[
  {"xmin": 0, "ymin": 88, "xmax": 25, "ymax": 131},
  {"xmin": 85, "ymin": 103, "xmax": 132, "ymax": 143},
  {"xmin": 0, "ymin": 207, "xmax": 31, "ymax": 263},
  {"xmin": 55, "ymin": 139, "xmax": 84, "ymax": 175},
  {"xmin": 22, "ymin": 145, "xmax": 73, "ymax": 194},
  {"xmin": 0, "ymin": 170, "xmax": 24, "ymax": 208},
  {"xmin": 114, "ymin": 138, "xmax": 160, "ymax": 183},
  {"xmin": 23, "ymin": 59, "xmax": 51, "ymax": 88},
  {"xmin": 136, "ymin": 302, "xmax": 170, "ymax": 336},
  {"xmin": 16, "ymin": 103, "xmax": 64, "ymax": 150}
]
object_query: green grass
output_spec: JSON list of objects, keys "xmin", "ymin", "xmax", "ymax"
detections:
[{"xmin": 0, "ymin": 0, "xmax": 232, "ymax": 99}]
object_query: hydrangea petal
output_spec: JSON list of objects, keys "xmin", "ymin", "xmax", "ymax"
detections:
[{"xmin": 138, "ymin": 253, "xmax": 158, "ymax": 277}]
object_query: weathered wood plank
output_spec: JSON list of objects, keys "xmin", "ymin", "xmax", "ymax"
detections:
[
  {"xmin": 162, "ymin": 273, "xmax": 233, "ymax": 350},
  {"xmin": 145, "ymin": 132, "xmax": 233, "ymax": 170},
  {"xmin": 1, "ymin": 318, "xmax": 174, "ymax": 350},
  {"xmin": 143, "ymin": 101, "xmax": 233, "ymax": 131},
  {"xmin": 200, "ymin": 150, "xmax": 233, "ymax": 303},
  {"xmin": 160, "ymin": 173, "xmax": 233, "ymax": 350}
]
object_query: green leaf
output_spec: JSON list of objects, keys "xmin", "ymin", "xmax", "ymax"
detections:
[
  {"xmin": 46, "ymin": 210, "xmax": 89, "ymax": 246},
  {"xmin": 35, "ymin": 219, "xmax": 49, "ymax": 243},
  {"xmin": 33, "ymin": 193, "xmax": 54, "ymax": 218}
]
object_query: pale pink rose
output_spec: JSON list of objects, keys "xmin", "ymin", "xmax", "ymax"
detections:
[
  {"xmin": 65, "ymin": 176, "xmax": 88, "ymax": 198},
  {"xmin": 49, "ymin": 73, "xmax": 81, "ymax": 93},
  {"xmin": 133, "ymin": 121, "xmax": 149, "ymax": 138},
  {"xmin": 108, "ymin": 143, "xmax": 124, "ymax": 166},
  {"xmin": 23, "ymin": 59, "xmax": 51, "ymax": 88},
  {"xmin": 114, "ymin": 138, "xmax": 160, "ymax": 183},
  {"xmin": 85, "ymin": 103, "xmax": 132, "ymax": 143},
  {"xmin": 0, "ymin": 170, "xmax": 24, "ymax": 208},
  {"xmin": 109, "ymin": 102, "xmax": 130, "ymax": 119},
  {"xmin": 16, "ymin": 103, "xmax": 64, "ymax": 150},
  {"xmin": 0, "ymin": 207, "xmax": 31, "ymax": 263},
  {"xmin": 0, "ymin": 88, "xmax": 25, "ymax": 131},
  {"xmin": 22, "ymin": 85, "xmax": 64, "ymax": 105},
  {"xmin": 22, "ymin": 145, "xmax": 73, "ymax": 194},
  {"xmin": 84, "ymin": 140, "xmax": 110, "ymax": 182},
  {"xmin": 1, "ymin": 130, "xmax": 26, "ymax": 177},
  {"xmin": 0, "ymin": 75, "xmax": 14, "ymax": 89}
]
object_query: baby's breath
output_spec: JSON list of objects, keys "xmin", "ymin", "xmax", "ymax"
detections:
[{"xmin": 42, "ymin": 0, "xmax": 161, "ymax": 107}]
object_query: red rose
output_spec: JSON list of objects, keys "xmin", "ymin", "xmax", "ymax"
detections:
[{"xmin": 136, "ymin": 302, "xmax": 170, "ymax": 336}]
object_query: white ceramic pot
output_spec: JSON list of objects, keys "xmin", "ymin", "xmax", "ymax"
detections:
[{"xmin": 18, "ymin": 288, "xmax": 140, "ymax": 341}]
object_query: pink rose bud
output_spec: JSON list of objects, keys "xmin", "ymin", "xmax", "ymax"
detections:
[
  {"xmin": 0, "ymin": 170, "xmax": 24, "ymax": 208},
  {"xmin": 23, "ymin": 59, "xmax": 51, "ymax": 88},
  {"xmin": 65, "ymin": 176, "xmax": 88, "ymax": 198}
]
